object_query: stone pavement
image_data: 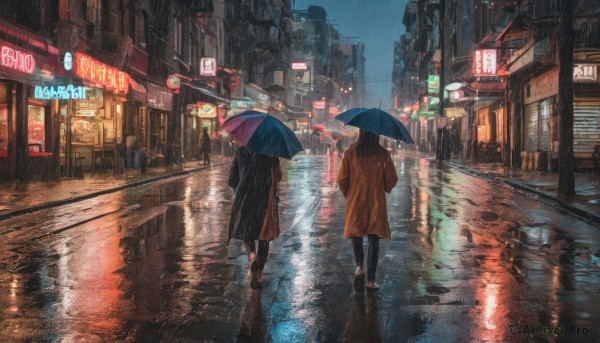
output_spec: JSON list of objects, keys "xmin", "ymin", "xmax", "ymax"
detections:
[
  {"xmin": 441, "ymin": 157, "xmax": 600, "ymax": 225},
  {"xmin": 0, "ymin": 154, "xmax": 232, "ymax": 221}
]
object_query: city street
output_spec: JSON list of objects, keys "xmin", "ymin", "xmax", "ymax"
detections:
[{"xmin": 1, "ymin": 152, "xmax": 599, "ymax": 342}]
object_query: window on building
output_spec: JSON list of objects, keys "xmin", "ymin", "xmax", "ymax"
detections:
[
  {"xmin": 174, "ymin": 16, "xmax": 183, "ymax": 56},
  {"xmin": 82, "ymin": 0, "xmax": 101, "ymax": 25},
  {"xmin": 191, "ymin": 34, "xmax": 199, "ymax": 74},
  {"xmin": 129, "ymin": 2, "xmax": 148, "ymax": 50},
  {"xmin": 28, "ymin": 105, "xmax": 46, "ymax": 152},
  {"xmin": 101, "ymin": 0, "xmax": 109, "ymax": 31}
]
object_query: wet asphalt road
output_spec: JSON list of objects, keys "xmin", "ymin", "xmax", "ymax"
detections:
[{"xmin": 1, "ymin": 152, "xmax": 599, "ymax": 342}]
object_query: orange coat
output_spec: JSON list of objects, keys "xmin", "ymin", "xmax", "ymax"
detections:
[
  {"xmin": 258, "ymin": 161, "xmax": 283, "ymax": 241},
  {"xmin": 337, "ymin": 145, "xmax": 398, "ymax": 239}
]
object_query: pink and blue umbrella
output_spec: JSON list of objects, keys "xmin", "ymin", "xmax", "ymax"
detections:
[
  {"xmin": 220, "ymin": 110, "xmax": 304, "ymax": 159},
  {"xmin": 335, "ymin": 107, "xmax": 414, "ymax": 144}
]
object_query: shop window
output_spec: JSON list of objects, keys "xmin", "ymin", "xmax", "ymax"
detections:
[
  {"xmin": 0, "ymin": 104, "xmax": 7, "ymax": 151},
  {"xmin": 0, "ymin": 85, "xmax": 7, "ymax": 152},
  {"xmin": 539, "ymin": 99, "xmax": 551, "ymax": 152},
  {"xmin": 139, "ymin": 107, "xmax": 147, "ymax": 148},
  {"xmin": 28, "ymin": 105, "xmax": 45, "ymax": 152}
]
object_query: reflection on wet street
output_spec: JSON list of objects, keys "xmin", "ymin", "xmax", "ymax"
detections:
[{"xmin": 1, "ymin": 152, "xmax": 599, "ymax": 342}]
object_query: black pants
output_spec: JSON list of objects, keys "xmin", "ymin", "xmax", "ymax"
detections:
[
  {"xmin": 203, "ymin": 150, "xmax": 210, "ymax": 165},
  {"xmin": 351, "ymin": 235, "xmax": 379, "ymax": 281},
  {"xmin": 244, "ymin": 240, "xmax": 269, "ymax": 270}
]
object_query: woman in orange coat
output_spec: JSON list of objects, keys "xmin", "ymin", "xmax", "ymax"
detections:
[{"xmin": 337, "ymin": 129, "xmax": 398, "ymax": 292}]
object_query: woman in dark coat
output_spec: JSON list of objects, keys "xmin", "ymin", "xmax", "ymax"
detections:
[
  {"xmin": 228, "ymin": 146, "xmax": 282, "ymax": 289},
  {"xmin": 201, "ymin": 127, "xmax": 212, "ymax": 165}
]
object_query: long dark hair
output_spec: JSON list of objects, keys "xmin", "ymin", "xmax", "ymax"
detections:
[{"xmin": 352, "ymin": 129, "xmax": 380, "ymax": 157}]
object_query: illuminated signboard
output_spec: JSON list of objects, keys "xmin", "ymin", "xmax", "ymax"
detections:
[
  {"xmin": 312, "ymin": 101, "xmax": 326, "ymax": 109},
  {"xmin": 63, "ymin": 51, "xmax": 73, "ymax": 71},
  {"xmin": 1, "ymin": 44, "xmax": 35, "ymax": 74},
  {"xmin": 292, "ymin": 62, "xmax": 308, "ymax": 70},
  {"xmin": 34, "ymin": 85, "xmax": 87, "ymax": 100},
  {"xmin": 166, "ymin": 74, "xmax": 181, "ymax": 89},
  {"xmin": 196, "ymin": 102, "xmax": 217, "ymax": 118},
  {"xmin": 573, "ymin": 64, "xmax": 598, "ymax": 82},
  {"xmin": 74, "ymin": 52, "xmax": 129, "ymax": 93},
  {"xmin": 200, "ymin": 57, "xmax": 216, "ymax": 76},
  {"xmin": 473, "ymin": 49, "xmax": 497, "ymax": 76},
  {"xmin": 427, "ymin": 75, "xmax": 440, "ymax": 94}
]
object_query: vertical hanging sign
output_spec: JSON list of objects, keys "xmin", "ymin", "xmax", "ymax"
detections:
[{"xmin": 473, "ymin": 49, "xmax": 497, "ymax": 76}]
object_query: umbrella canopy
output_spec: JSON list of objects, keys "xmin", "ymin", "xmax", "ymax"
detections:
[
  {"xmin": 327, "ymin": 128, "xmax": 348, "ymax": 140},
  {"xmin": 312, "ymin": 124, "xmax": 327, "ymax": 132},
  {"xmin": 335, "ymin": 108, "xmax": 414, "ymax": 144},
  {"xmin": 220, "ymin": 110, "xmax": 303, "ymax": 159}
]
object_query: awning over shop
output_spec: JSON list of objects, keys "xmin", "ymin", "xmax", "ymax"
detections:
[
  {"xmin": 128, "ymin": 77, "xmax": 147, "ymax": 103},
  {"xmin": 496, "ymin": 14, "xmax": 536, "ymax": 43},
  {"xmin": 474, "ymin": 100, "xmax": 499, "ymax": 112},
  {"xmin": 245, "ymin": 82, "xmax": 275, "ymax": 105},
  {"xmin": 470, "ymin": 81, "xmax": 505, "ymax": 93},
  {"xmin": 285, "ymin": 104, "xmax": 311, "ymax": 120},
  {"xmin": 183, "ymin": 80, "xmax": 230, "ymax": 103},
  {"xmin": 146, "ymin": 83, "xmax": 173, "ymax": 111},
  {"xmin": 0, "ymin": 18, "xmax": 59, "ymax": 82}
]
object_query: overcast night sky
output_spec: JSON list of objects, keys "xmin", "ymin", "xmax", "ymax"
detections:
[{"xmin": 292, "ymin": 0, "xmax": 407, "ymax": 110}]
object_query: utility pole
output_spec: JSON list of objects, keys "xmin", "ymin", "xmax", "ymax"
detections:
[
  {"xmin": 437, "ymin": 0, "xmax": 446, "ymax": 163},
  {"xmin": 558, "ymin": 0, "xmax": 575, "ymax": 196}
]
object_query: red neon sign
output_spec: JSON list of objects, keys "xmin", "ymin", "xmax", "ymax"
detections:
[
  {"xmin": 473, "ymin": 49, "xmax": 497, "ymax": 77},
  {"xmin": 1, "ymin": 45, "xmax": 35, "ymax": 74},
  {"xmin": 74, "ymin": 52, "xmax": 129, "ymax": 93}
]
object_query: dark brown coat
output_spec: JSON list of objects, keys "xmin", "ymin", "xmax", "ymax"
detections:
[{"xmin": 228, "ymin": 147, "xmax": 282, "ymax": 241}]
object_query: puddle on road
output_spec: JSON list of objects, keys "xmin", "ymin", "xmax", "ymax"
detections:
[{"xmin": 480, "ymin": 211, "xmax": 500, "ymax": 221}]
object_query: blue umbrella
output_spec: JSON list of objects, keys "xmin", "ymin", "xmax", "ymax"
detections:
[
  {"xmin": 220, "ymin": 110, "xmax": 304, "ymax": 159},
  {"xmin": 335, "ymin": 107, "xmax": 414, "ymax": 144}
]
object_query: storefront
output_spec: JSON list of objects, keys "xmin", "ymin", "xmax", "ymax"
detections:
[
  {"xmin": 178, "ymin": 80, "xmax": 231, "ymax": 159},
  {"xmin": 0, "ymin": 19, "xmax": 59, "ymax": 182},
  {"xmin": 56, "ymin": 52, "xmax": 130, "ymax": 176},
  {"xmin": 444, "ymin": 107, "xmax": 467, "ymax": 160},
  {"xmin": 573, "ymin": 63, "xmax": 600, "ymax": 169},
  {"xmin": 474, "ymin": 100, "xmax": 504, "ymax": 163},
  {"xmin": 123, "ymin": 78, "xmax": 147, "ymax": 168},
  {"xmin": 146, "ymin": 83, "xmax": 173, "ymax": 166},
  {"xmin": 520, "ymin": 68, "xmax": 557, "ymax": 170},
  {"xmin": 185, "ymin": 101, "xmax": 217, "ymax": 160}
]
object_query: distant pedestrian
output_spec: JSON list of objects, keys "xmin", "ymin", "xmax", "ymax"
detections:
[
  {"xmin": 326, "ymin": 136, "xmax": 335, "ymax": 158},
  {"xmin": 336, "ymin": 139, "xmax": 344, "ymax": 158},
  {"xmin": 228, "ymin": 146, "xmax": 283, "ymax": 289},
  {"xmin": 201, "ymin": 127, "xmax": 211, "ymax": 165},
  {"xmin": 337, "ymin": 129, "xmax": 398, "ymax": 292},
  {"xmin": 311, "ymin": 130, "xmax": 321, "ymax": 155}
]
